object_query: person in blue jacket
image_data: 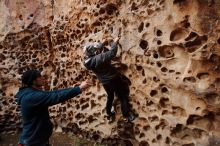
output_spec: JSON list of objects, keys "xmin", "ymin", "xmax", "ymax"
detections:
[
  {"xmin": 16, "ymin": 69, "xmax": 91, "ymax": 146},
  {"xmin": 83, "ymin": 37, "xmax": 136, "ymax": 123}
]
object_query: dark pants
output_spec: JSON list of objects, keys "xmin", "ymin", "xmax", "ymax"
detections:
[{"xmin": 103, "ymin": 75, "xmax": 130, "ymax": 118}]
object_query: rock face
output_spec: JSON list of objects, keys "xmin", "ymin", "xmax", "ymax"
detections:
[{"xmin": 0, "ymin": 0, "xmax": 220, "ymax": 145}]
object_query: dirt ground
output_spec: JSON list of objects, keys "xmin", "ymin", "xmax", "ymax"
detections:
[{"xmin": 0, "ymin": 132, "xmax": 100, "ymax": 146}]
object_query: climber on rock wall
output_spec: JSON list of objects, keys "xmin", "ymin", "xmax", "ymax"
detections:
[
  {"xmin": 83, "ymin": 37, "xmax": 136, "ymax": 123},
  {"xmin": 15, "ymin": 69, "xmax": 92, "ymax": 146}
]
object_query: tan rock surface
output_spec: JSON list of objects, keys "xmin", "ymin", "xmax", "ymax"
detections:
[{"xmin": 0, "ymin": 0, "xmax": 220, "ymax": 145}]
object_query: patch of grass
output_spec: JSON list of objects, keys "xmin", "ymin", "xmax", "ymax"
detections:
[
  {"xmin": 94, "ymin": 143, "xmax": 105, "ymax": 146},
  {"xmin": 67, "ymin": 132, "xmax": 105, "ymax": 146}
]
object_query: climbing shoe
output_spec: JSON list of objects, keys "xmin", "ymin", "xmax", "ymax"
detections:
[
  {"xmin": 107, "ymin": 112, "xmax": 116, "ymax": 124},
  {"xmin": 123, "ymin": 114, "xmax": 136, "ymax": 123}
]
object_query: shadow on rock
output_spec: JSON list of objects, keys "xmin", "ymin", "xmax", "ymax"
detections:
[{"xmin": 117, "ymin": 119, "xmax": 135, "ymax": 139}]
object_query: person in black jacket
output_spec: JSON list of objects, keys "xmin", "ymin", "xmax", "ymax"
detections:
[
  {"xmin": 83, "ymin": 37, "xmax": 135, "ymax": 123},
  {"xmin": 16, "ymin": 69, "xmax": 91, "ymax": 146}
]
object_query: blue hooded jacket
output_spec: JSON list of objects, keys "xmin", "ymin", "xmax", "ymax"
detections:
[{"xmin": 16, "ymin": 86, "xmax": 81, "ymax": 145}]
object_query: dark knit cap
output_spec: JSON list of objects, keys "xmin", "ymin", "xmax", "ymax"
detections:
[{"xmin": 21, "ymin": 69, "xmax": 41, "ymax": 87}]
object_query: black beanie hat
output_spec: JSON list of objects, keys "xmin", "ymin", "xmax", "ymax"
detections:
[{"xmin": 21, "ymin": 69, "xmax": 41, "ymax": 87}]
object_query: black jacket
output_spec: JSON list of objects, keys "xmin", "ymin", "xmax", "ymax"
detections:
[{"xmin": 83, "ymin": 42, "xmax": 119, "ymax": 84}]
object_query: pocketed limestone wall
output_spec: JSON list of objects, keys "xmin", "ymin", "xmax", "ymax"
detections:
[{"xmin": 0, "ymin": 0, "xmax": 220, "ymax": 145}]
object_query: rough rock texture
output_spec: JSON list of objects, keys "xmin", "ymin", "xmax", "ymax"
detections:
[{"xmin": 0, "ymin": 0, "xmax": 220, "ymax": 146}]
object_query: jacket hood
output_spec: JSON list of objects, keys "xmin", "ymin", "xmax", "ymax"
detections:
[
  {"xmin": 15, "ymin": 87, "xmax": 30, "ymax": 105},
  {"xmin": 83, "ymin": 58, "xmax": 93, "ymax": 70}
]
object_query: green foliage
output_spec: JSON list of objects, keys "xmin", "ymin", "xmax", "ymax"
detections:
[{"xmin": 67, "ymin": 132, "xmax": 105, "ymax": 146}]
